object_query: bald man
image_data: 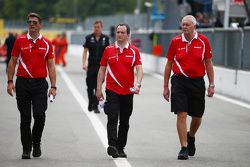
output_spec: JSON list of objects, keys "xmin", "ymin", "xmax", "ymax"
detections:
[{"xmin": 163, "ymin": 15, "xmax": 214, "ymax": 160}]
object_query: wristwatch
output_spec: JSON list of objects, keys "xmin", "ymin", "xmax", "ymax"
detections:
[{"xmin": 209, "ymin": 84, "xmax": 215, "ymax": 88}]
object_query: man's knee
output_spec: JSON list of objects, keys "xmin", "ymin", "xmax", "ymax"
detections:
[
  {"xmin": 177, "ymin": 112, "xmax": 187, "ymax": 119},
  {"xmin": 34, "ymin": 114, "xmax": 45, "ymax": 122},
  {"xmin": 191, "ymin": 116, "xmax": 202, "ymax": 124}
]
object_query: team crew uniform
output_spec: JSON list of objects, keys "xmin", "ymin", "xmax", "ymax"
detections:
[
  {"xmin": 167, "ymin": 32, "xmax": 212, "ymax": 117},
  {"xmin": 100, "ymin": 42, "xmax": 142, "ymax": 149},
  {"xmin": 83, "ymin": 33, "xmax": 109, "ymax": 110},
  {"xmin": 11, "ymin": 33, "xmax": 54, "ymax": 152}
]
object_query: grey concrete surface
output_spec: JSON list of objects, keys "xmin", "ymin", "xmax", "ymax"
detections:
[{"xmin": 0, "ymin": 51, "xmax": 250, "ymax": 167}]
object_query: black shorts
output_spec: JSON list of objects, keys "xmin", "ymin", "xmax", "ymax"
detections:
[{"xmin": 170, "ymin": 75, "xmax": 205, "ymax": 117}]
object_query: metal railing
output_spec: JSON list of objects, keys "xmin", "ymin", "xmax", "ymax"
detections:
[
  {"xmin": 130, "ymin": 27, "xmax": 250, "ymax": 70},
  {"xmin": 69, "ymin": 27, "xmax": 250, "ymax": 70}
]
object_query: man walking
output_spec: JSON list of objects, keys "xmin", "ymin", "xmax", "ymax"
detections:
[
  {"xmin": 96, "ymin": 24, "xmax": 143, "ymax": 158},
  {"xmin": 7, "ymin": 12, "xmax": 56, "ymax": 159},
  {"xmin": 163, "ymin": 15, "xmax": 215, "ymax": 160},
  {"xmin": 82, "ymin": 20, "xmax": 110, "ymax": 113}
]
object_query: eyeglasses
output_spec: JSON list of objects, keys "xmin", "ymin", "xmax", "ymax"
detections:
[
  {"xmin": 116, "ymin": 31, "xmax": 126, "ymax": 35},
  {"xmin": 27, "ymin": 20, "xmax": 38, "ymax": 25}
]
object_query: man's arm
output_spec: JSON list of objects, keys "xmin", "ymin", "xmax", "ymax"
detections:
[
  {"xmin": 7, "ymin": 56, "xmax": 18, "ymax": 96},
  {"xmin": 205, "ymin": 58, "xmax": 215, "ymax": 97},
  {"xmin": 96, "ymin": 66, "xmax": 106, "ymax": 100},
  {"xmin": 82, "ymin": 47, "xmax": 88, "ymax": 71},
  {"xmin": 47, "ymin": 58, "xmax": 57, "ymax": 96},
  {"xmin": 134, "ymin": 65, "xmax": 143, "ymax": 94},
  {"xmin": 163, "ymin": 60, "xmax": 173, "ymax": 101}
]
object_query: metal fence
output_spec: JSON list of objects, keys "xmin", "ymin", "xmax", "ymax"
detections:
[{"xmin": 69, "ymin": 27, "xmax": 250, "ymax": 70}]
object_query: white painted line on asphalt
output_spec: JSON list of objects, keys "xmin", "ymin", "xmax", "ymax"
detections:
[
  {"xmin": 213, "ymin": 94, "xmax": 250, "ymax": 109},
  {"xmin": 57, "ymin": 67, "xmax": 132, "ymax": 167},
  {"xmin": 150, "ymin": 72, "xmax": 250, "ymax": 109}
]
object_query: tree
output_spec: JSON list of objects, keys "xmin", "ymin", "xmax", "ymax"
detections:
[{"xmin": 0, "ymin": 0, "xmax": 150, "ymax": 20}]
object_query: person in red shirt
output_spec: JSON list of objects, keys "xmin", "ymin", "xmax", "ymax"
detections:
[
  {"xmin": 96, "ymin": 23, "xmax": 143, "ymax": 158},
  {"xmin": 163, "ymin": 15, "xmax": 215, "ymax": 160},
  {"xmin": 51, "ymin": 34, "xmax": 61, "ymax": 65},
  {"xmin": 7, "ymin": 12, "xmax": 56, "ymax": 159},
  {"xmin": 57, "ymin": 32, "xmax": 68, "ymax": 67}
]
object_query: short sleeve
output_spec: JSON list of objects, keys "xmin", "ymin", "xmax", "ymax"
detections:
[
  {"xmin": 204, "ymin": 37, "xmax": 212, "ymax": 59},
  {"xmin": 83, "ymin": 36, "xmax": 89, "ymax": 48},
  {"xmin": 134, "ymin": 48, "xmax": 142, "ymax": 66},
  {"xmin": 100, "ymin": 47, "xmax": 108, "ymax": 66},
  {"xmin": 46, "ymin": 41, "xmax": 54, "ymax": 59},
  {"xmin": 166, "ymin": 39, "xmax": 176, "ymax": 61},
  {"xmin": 11, "ymin": 38, "xmax": 20, "ymax": 57}
]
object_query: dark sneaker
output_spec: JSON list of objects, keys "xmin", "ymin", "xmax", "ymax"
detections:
[
  {"xmin": 88, "ymin": 103, "xmax": 93, "ymax": 111},
  {"xmin": 94, "ymin": 108, "xmax": 100, "ymax": 113},
  {"xmin": 187, "ymin": 132, "xmax": 196, "ymax": 156},
  {"xmin": 107, "ymin": 146, "xmax": 119, "ymax": 158},
  {"xmin": 178, "ymin": 147, "xmax": 189, "ymax": 160},
  {"xmin": 118, "ymin": 149, "xmax": 127, "ymax": 158},
  {"xmin": 22, "ymin": 150, "xmax": 31, "ymax": 159},
  {"xmin": 32, "ymin": 143, "xmax": 42, "ymax": 157}
]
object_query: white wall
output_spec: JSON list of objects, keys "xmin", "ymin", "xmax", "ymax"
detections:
[{"xmin": 141, "ymin": 53, "xmax": 250, "ymax": 103}]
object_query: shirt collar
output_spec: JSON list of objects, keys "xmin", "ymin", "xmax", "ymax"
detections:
[
  {"xmin": 181, "ymin": 32, "xmax": 198, "ymax": 43},
  {"xmin": 115, "ymin": 41, "xmax": 129, "ymax": 49},
  {"xmin": 27, "ymin": 33, "xmax": 42, "ymax": 43}
]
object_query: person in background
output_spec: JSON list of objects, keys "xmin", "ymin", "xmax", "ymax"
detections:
[
  {"xmin": 163, "ymin": 15, "xmax": 214, "ymax": 160},
  {"xmin": 96, "ymin": 23, "xmax": 143, "ymax": 158},
  {"xmin": 0, "ymin": 39, "xmax": 7, "ymax": 61},
  {"xmin": 4, "ymin": 32, "xmax": 16, "ymax": 72},
  {"xmin": 57, "ymin": 32, "xmax": 68, "ymax": 67},
  {"xmin": 7, "ymin": 12, "xmax": 56, "ymax": 159},
  {"xmin": 82, "ymin": 20, "xmax": 110, "ymax": 113},
  {"xmin": 52, "ymin": 34, "xmax": 61, "ymax": 65},
  {"xmin": 214, "ymin": 13, "xmax": 223, "ymax": 27}
]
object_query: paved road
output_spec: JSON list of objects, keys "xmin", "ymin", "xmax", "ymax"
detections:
[{"xmin": 0, "ymin": 51, "xmax": 250, "ymax": 167}]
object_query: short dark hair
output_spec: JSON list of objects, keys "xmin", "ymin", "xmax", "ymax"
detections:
[
  {"xmin": 27, "ymin": 12, "xmax": 42, "ymax": 23},
  {"xmin": 116, "ymin": 23, "xmax": 130, "ymax": 35},
  {"xmin": 94, "ymin": 20, "xmax": 103, "ymax": 27}
]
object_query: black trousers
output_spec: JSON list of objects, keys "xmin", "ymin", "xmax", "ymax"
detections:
[
  {"xmin": 86, "ymin": 65, "xmax": 99, "ymax": 108},
  {"xmin": 104, "ymin": 90, "xmax": 134, "ymax": 149},
  {"xmin": 15, "ymin": 77, "xmax": 48, "ymax": 151}
]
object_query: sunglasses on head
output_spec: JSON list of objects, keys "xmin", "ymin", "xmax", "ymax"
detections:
[{"xmin": 27, "ymin": 20, "xmax": 38, "ymax": 25}]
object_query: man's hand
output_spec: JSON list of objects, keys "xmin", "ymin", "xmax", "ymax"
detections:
[
  {"xmin": 163, "ymin": 87, "xmax": 170, "ymax": 102},
  {"xmin": 83, "ymin": 64, "xmax": 88, "ymax": 71},
  {"xmin": 96, "ymin": 89, "xmax": 104, "ymax": 101},
  {"xmin": 133, "ymin": 85, "xmax": 141, "ymax": 94},
  {"xmin": 207, "ymin": 86, "xmax": 215, "ymax": 97},
  {"xmin": 7, "ymin": 82, "xmax": 15, "ymax": 96},
  {"xmin": 49, "ymin": 87, "xmax": 57, "ymax": 97}
]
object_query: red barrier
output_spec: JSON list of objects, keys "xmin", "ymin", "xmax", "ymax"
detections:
[{"xmin": 152, "ymin": 45, "xmax": 162, "ymax": 56}]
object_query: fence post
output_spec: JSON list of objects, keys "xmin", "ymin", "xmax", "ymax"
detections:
[{"xmin": 224, "ymin": 30, "xmax": 228, "ymax": 67}]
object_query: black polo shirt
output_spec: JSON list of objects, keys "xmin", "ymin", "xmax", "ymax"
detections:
[
  {"xmin": 4, "ymin": 34, "xmax": 16, "ymax": 57},
  {"xmin": 83, "ymin": 33, "xmax": 110, "ymax": 67}
]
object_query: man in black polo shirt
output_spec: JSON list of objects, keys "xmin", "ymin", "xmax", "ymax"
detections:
[
  {"xmin": 82, "ymin": 20, "xmax": 110, "ymax": 113},
  {"xmin": 4, "ymin": 32, "xmax": 16, "ymax": 72}
]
